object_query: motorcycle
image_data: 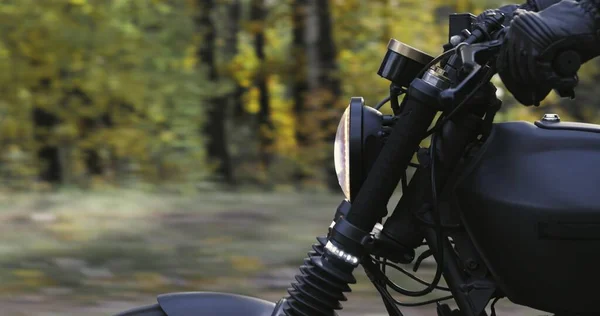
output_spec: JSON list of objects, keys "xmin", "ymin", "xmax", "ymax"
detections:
[{"xmin": 116, "ymin": 10, "xmax": 598, "ymax": 316}]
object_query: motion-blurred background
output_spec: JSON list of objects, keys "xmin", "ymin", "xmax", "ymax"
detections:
[{"xmin": 0, "ymin": 0, "xmax": 595, "ymax": 315}]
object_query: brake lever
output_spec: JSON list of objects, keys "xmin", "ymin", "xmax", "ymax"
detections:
[
  {"xmin": 459, "ymin": 40, "xmax": 502, "ymax": 70},
  {"xmin": 439, "ymin": 40, "xmax": 503, "ymax": 108}
]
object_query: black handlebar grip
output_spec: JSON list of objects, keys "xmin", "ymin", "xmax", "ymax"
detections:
[{"xmin": 553, "ymin": 50, "xmax": 581, "ymax": 77}]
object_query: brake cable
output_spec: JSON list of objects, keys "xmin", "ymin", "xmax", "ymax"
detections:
[
  {"xmin": 490, "ymin": 297, "xmax": 501, "ymax": 316},
  {"xmin": 371, "ymin": 256, "xmax": 451, "ymax": 291},
  {"xmin": 374, "ymin": 95, "xmax": 392, "ymax": 110},
  {"xmin": 363, "ymin": 256, "xmax": 453, "ymax": 312}
]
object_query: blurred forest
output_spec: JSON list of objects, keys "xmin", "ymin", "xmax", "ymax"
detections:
[{"xmin": 0, "ymin": 0, "xmax": 599, "ymax": 192}]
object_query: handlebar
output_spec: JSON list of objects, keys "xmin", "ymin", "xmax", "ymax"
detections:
[
  {"xmin": 442, "ymin": 34, "xmax": 581, "ymax": 105},
  {"xmin": 478, "ymin": 10, "xmax": 582, "ymax": 80},
  {"xmin": 554, "ymin": 50, "xmax": 581, "ymax": 77},
  {"xmin": 552, "ymin": 50, "xmax": 581, "ymax": 98}
]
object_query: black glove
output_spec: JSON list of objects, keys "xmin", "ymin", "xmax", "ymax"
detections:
[
  {"xmin": 497, "ymin": 0, "xmax": 600, "ymax": 106},
  {"xmin": 521, "ymin": 0, "xmax": 564, "ymax": 10},
  {"xmin": 475, "ymin": 0, "xmax": 562, "ymax": 27}
]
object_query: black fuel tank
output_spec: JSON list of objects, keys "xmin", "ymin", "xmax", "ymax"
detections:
[{"xmin": 454, "ymin": 120, "xmax": 600, "ymax": 315}]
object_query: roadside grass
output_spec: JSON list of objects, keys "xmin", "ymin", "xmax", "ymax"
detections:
[{"xmin": 0, "ymin": 189, "xmax": 442, "ymax": 304}]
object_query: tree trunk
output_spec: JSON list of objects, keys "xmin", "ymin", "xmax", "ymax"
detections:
[
  {"xmin": 57, "ymin": 143, "xmax": 74, "ymax": 186},
  {"xmin": 251, "ymin": 0, "xmax": 274, "ymax": 170},
  {"xmin": 196, "ymin": 0, "xmax": 234, "ymax": 184},
  {"xmin": 291, "ymin": 0, "xmax": 310, "ymax": 183},
  {"xmin": 226, "ymin": 0, "xmax": 245, "ymax": 119},
  {"xmin": 307, "ymin": 0, "xmax": 342, "ymax": 190},
  {"xmin": 33, "ymin": 104, "xmax": 62, "ymax": 184},
  {"xmin": 313, "ymin": 0, "xmax": 341, "ymax": 103}
]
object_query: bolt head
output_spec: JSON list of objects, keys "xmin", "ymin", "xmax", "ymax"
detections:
[
  {"xmin": 542, "ymin": 113, "xmax": 560, "ymax": 122},
  {"xmin": 466, "ymin": 259, "xmax": 479, "ymax": 270}
]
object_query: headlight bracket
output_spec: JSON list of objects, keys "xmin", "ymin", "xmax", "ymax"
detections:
[{"xmin": 347, "ymin": 97, "xmax": 391, "ymax": 201}]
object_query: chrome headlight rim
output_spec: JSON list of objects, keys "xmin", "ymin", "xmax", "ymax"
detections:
[
  {"xmin": 334, "ymin": 106, "xmax": 351, "ymax": 200},
  {"xmin": 334, "ymin": 97, "xmax": 383, "ymax": 202}
]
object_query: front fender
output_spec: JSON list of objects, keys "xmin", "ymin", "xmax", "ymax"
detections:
[{"xmin": 157, "ymin": 292, "xmax": 276, "ymax": 316}]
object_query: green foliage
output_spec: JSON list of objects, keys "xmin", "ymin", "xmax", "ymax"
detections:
[{"xmin": 0, "ymin": 0, "xmax": 208, "ymax": 188}]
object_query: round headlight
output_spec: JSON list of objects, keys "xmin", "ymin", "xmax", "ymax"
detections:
[
  {"xmin": 334, "ymin": 97, "xmax": 384, "ymax": 201},
  {"xmin": 334, "ymin": 106, "xmax": 351, "ymax": 200}
]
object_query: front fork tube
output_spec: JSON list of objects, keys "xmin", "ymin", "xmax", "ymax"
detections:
[{"xmin": 382, "ymin": 102, "xmax": 493, "ymax": 316}]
